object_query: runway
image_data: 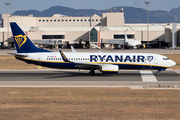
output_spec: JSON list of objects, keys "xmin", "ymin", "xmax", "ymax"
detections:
[{"xmin": 0, "ymin": 69, "xmax": 180, "ymax": 88}]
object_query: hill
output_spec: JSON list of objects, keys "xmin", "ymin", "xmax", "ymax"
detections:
[{"xmin": 1, "ymin": 6, "xmax": 180, "ymax": 23}]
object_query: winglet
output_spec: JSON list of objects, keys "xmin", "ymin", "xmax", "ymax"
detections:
[
  {"xmin": 59, "ymin": 50, "xmax": 70, "ymax": 62},
  {"xmin": 71, "ymin": 46, "xmax": 77, "ymax": 52}
]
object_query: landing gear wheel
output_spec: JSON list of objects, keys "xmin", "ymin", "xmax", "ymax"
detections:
[
  {"xmin": 156, "ymin": 71, "xmax": 160, "ymax": 75},
  {"xmin": 137, "ymin": 45, "xmax": 140, "ymax": 49},
  {"xmin": 89, "ymin": 69, "xmax": 95, "ymax": 75}
]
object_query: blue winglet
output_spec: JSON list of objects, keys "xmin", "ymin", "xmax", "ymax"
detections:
[{"xmin": 59, "ymin": 50, "xmax": 70, "ymax": 62}]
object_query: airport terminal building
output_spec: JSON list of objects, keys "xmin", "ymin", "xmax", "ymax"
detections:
[{"xmin": 0, "ymin": 9, "xmax": 180, "ymax": 48}]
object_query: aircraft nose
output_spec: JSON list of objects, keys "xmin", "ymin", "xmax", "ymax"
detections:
[{"xmin": 170, "ymin": 60, "xmax": 176, "ymax": 67}]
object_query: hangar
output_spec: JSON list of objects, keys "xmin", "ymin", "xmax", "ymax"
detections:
[{"xmin": 0, "ymin": 8, "xmax": 179, "ymax": 49}]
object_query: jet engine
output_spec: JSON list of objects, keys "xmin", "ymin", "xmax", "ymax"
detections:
[{"xmin": 100, "ymin": 65, "xmax": 119, "ymax": 74}]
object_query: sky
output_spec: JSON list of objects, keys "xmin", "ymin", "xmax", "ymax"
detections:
[{"xmin": 0, "ymin": 0, "xmax": 180, "ymax": 14}]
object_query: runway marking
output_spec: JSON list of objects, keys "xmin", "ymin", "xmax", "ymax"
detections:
[
  {"xmin": 174, "ymin": 70, "xmax": 180, "ymax": 75},
  {"xmin": 140, "ymin": 71, "xmax": 157, "ymax": 82}
]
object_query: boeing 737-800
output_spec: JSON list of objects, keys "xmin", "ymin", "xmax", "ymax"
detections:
[{"xmin": 10, "ymin": 22, "xmax": 176, "ymax": 75}]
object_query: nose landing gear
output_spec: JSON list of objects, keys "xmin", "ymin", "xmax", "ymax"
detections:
[
  {"xmin": 156, "ymin": 69, "xmax": 166, "ymax": 75},
  {"xmin": 156, "ymin": 71, "xmax": 160, "ymax": 75}
]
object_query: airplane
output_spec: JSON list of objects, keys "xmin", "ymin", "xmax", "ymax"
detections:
[
  {"xmin": 124, "ymin": 30, "xmax": 145, "ymax": 49},
  {"xmin": 102, "ymin": 31, "xmax": 145, "ymax": 49},
  {"xmin": 10, "ymin": 22, "xmax": 176, "ymax": 75}
]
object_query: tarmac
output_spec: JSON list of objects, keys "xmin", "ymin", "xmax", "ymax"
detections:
[
  {"xmin": 0, "ymin": 69, "xmax": 180, "ymax": 89},
  {"xmin": 0, "ymin": 48, "xmax": 179, "ymax": 89}
]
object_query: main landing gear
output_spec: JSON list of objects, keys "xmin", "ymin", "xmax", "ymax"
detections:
[{"xmin": 89, "ymin": 69, "xmax": 95, "ymax": 75}]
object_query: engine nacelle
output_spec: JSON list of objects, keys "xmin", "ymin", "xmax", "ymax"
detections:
[{"xmin": 100, "ymin": 65, "xmax": 119, "ymax": 74}]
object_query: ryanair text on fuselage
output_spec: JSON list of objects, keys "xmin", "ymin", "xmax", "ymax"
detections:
[{"xmin": 90, "ymin": 55, "xmax": 153, "ymax": 63}]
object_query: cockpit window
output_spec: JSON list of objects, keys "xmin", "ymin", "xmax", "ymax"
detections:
[{"xmin": 163, "ymin": 58, "xmax": 169, "ymax": 60}]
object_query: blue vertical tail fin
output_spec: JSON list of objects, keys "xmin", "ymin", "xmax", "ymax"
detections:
[{"xmin": 10, "ymin": 22, "xmax": 51, "ymax": 53}]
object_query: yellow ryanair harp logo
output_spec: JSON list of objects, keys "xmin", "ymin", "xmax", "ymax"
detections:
[{"xmin": 14, "ymin": 35, "xmax": 27, "ymax": 49}]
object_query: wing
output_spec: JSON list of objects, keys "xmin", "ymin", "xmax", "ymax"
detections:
[{"xmin": 59, "ymin": 50, "xmax": 101, "ymax": 69}]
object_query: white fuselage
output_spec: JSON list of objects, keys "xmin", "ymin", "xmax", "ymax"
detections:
[
  {"xmin": 17, "ymin": 52, "xmax": 176, "ymax": 70},
  {"xmin": 125, "ymin": 39, "xmax": 142, "ymax": 47}
]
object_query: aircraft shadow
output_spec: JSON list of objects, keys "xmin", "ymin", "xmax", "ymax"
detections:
[
  {"xmin": 42, "ymin": 71, "xmax": 142, "ymax": 79},
  {"xmin": 0, "ymin": 71, "xmax": 178, "ymax": 81}
]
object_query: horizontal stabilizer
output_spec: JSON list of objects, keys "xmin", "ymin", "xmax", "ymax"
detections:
[{"xmin": 8, "ymin": 52, "xmax": 28, "ymax": 57}]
